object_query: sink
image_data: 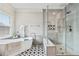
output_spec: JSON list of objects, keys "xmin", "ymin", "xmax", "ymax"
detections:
[
  {"xmin": 23, "ymin": 37, "xmax": 33, "ymax": 41},
  {"xmin": 4, "ymin": 37, "xmax": 19, "ymax": 40}
]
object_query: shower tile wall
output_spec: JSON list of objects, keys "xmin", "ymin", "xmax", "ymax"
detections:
[
  {"xmin": 47, "ymin": 9, "xmax": 65, "ymax": 44},
  {"xmin": 47, "ymin": 9, "xmax": 65, "ymax": 55}
]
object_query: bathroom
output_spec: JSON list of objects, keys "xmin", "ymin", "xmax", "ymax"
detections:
[{"xmin": 0, "ymin": 3, "xmax": 79, "ymax": 56}]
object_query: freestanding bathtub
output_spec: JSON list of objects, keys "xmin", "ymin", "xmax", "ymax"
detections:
[{"xmin": 0, "ymin": 37, "xmax": 33, "ymax": 56}]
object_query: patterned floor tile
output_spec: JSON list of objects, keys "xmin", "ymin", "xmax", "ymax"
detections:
[{"xmin": 16, "ymin": 45, "xmax": 47, "ymax": 56}]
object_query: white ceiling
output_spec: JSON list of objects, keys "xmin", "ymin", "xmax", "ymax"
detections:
[
  {"xmin": 11, "ymin": 3, "xmax": 68, "ymax": 9},
  {"xmin": 12, "ymin": 3, "xmax": 67, "ymax": 9}
]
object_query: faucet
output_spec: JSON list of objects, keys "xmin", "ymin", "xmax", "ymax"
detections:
[
  {"xmin": 31, "ymin": 33, "xmax": 36, "ymax": 39},
  {"xmin": 34, "ymin": 33, "xmax": 36, "ymax": 39}
]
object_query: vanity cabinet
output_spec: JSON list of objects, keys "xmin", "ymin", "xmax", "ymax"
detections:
[
  {"xmin": 0, "ymin": 42, "xmax": 22, "ymax": 56},
  {"xmin": 0, "ymin": 44, "xmax": 7, "ymax": 56},
  {"xmin": 0, "ymin": 37, "xmax": 33, "ymax": 56},
  {"xmin": 7, "ymin": 42, "xmax": 22, "ymax": 55}
]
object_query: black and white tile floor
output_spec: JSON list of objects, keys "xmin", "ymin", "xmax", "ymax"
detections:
[{"xmin": 16, "ymin": 45, "xmax": 47, "ymax": 56}]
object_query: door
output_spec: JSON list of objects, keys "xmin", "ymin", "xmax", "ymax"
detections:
[{"xmin": 65, "ymin": 3, "xmax": 79, "ymax": 55}]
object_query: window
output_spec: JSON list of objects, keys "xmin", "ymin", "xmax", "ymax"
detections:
[{"xmin": 0, "ymin": 11, "xmax": 10, "ymax": 37}]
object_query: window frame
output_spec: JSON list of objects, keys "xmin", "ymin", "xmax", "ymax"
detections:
[{"xmin": 0, "ymin": 10, "xmax": 11, "ymax": 37}]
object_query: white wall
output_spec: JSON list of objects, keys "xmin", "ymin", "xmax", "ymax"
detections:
[
  {"xmin": 0, "ymin": 3, "xmax": 16, "ymax": 35},
  {"xmin": 15, "ymin": 9, "xmax": 43, "ymax": 37}
]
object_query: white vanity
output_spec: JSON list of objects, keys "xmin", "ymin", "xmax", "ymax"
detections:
[{"xmin": 0, "ymin": 37, "xmax": 33, "ymax": 56}]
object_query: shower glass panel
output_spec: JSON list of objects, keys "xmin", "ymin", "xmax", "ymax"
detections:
[
  {"xmin": 44, "ymin": 3, "xmax": 79, "ymax": 56},
  {"xmin": 65, "ymin": 4, "xmax": 74, "ymax": 55},
  {"xmin": 65, "ymin": 3, "xmax": 79, "ymax": 55}
]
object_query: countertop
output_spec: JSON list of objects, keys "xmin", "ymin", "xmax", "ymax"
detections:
[{"xmin": 0, "ymin": 37, "xmax": 33, "ymax": 44}]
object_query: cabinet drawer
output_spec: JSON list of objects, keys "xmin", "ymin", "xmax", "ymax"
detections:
[{"xmin": 7, "ymin": 42, "xmax": 21, "ymax": 52}]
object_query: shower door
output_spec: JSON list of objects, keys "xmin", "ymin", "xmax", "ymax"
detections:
[
  {"xmin": 44, "ymin": 4, "xmax": 79, "ymax": 56},
  {"xmin": 65, "ymin": 4, "xmax": 74, "ymax": 55},
  {"xmin": 65, "ymin": 3, "xmax": 79, "ymax": 55}
]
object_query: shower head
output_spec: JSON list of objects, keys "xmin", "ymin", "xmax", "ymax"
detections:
[{"xmin": 66, "ymin": 10, "xmax": 71, "ymax": 14}]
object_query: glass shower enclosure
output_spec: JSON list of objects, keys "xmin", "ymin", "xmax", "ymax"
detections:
[{"xmin": 43, "ymin": 3, "xmax": 79, "ymax": 56}]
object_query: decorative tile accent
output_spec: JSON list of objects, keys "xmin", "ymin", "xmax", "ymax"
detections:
[{"xmin": 16, "ymin": 45, "xmax": 47, "ymax": 56}]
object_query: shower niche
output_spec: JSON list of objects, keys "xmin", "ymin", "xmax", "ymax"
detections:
[{"xmin": 48, "ymin": 25, "xmax": 55, "ymax": 30}]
